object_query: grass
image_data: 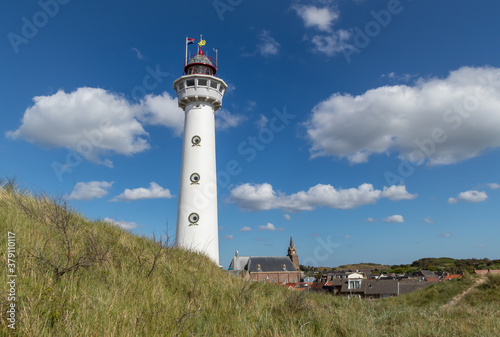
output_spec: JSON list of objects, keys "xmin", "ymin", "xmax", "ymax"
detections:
[{"xmin": 1, "ymin": 179, "xmax": 499, "ymax": 336}]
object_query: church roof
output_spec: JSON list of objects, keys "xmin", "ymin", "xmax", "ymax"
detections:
[
  {"xmin": 228, "ymin": 255, "xmax": 298, "ymax": 272},
  {"xmin": 228, "ymin": 256, "xmax": 250, "ymax": 271},
  {"xmin": 246, "ymin": 256, "xmax": 298, "ymax": 272}
]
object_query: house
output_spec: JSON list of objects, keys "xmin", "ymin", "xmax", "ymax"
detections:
[
  {"xmin": 444, "ymin": 274, "xmax": 462, "ymax": 281},
  {"xmin": 414, "ymin": 270, "xmax": 446, "ymax": 281},
  {"xmin": 365, "ymin": 280, "xmax": 398, "ymax": 299},
  {"xmin": 323, "ymin": 278, "xmax": 432, "ymax": 299},
  {"xmin": 474, "ymin": 269, "xmax": 500, "ymax": 275},
  {"xmin": 339, "ymin": 273, "xmax": 366, "ymax": 298},
  {"xmin": 302, "ymin": 276, "xmax": 316, "ymax": 283},
  {"xmin": 323, "ymin": 278, "xmax": 344, "ymax": 295},
  {"xmin": 282, "ymin": 282, "xmax": 310, "ymax": 291},
  {"xmin": 425, "ymin": 277, "xmax": 441, "ymax": 283},
  {"xmin": 310, "ymin": 281, "xmax": 330, "ymax": 291},
  {"xmin": 228, "ymin": 236, "xmax": 301, "ymax": 284},
  {"xmin": 398, "ymin": 282, "xmax": 432, "ymax": 295}
]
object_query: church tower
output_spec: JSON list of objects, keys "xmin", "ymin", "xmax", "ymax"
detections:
[
  {"xmin": 287, "ymin": 235, "xmax": 300, "ymax": 271},
  {"xmin": 173, "ymin": 37, "xmax": 228, "ymax": 265}
]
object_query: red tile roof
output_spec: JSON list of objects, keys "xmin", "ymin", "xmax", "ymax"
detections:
[
  {"xmin": 311, "ymin": 282, "xmax": 328, "ymax": 290},
  {"xmin": 444, "ymin": 275, "xmax": 462, "ymax": 280},
  {"xmin": 426, "ymin": 277, "xmax": 440, "ymax": 282},
  {"xmin": 282, "ymin": 283, "xmax": 308, "ymax": 291},
  {"xmin": 474, "ymin": 270, "xmax": 489, "ymax": 275}
]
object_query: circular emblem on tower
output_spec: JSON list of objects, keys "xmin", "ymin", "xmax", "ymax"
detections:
[
  {"xmin": 188, "ymin": 212, "xmax": 199, "ymax": 226},
  {"xmin": 190, "ymin": 173, "xmax": 200, "ymax": 184},
  {"xmin": 191, "ymin": 135, "xmax": 201, "ymax": 146}
]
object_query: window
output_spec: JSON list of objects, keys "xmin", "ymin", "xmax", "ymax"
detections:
[
  {"xmin": 210, "ymin": 81, "xmax": 218, "ymax": 89},
  {"xmin": 282, "ymin": 277, "xmax": 286, "ymax": 283},
  {"xmin": 272, "ymin": 278, "xmax": 276, "ymax": 283},
  {"xmin": 292, "ymin": 277, "xmax": 296, "ymax": 283},
  {"xmin": 198, "ymin": 79, "xmax": 207, "ymax": 86},
  {"xmin": 348, "ymin": 280, "xmax": 361, "ymax": 289},
  {"xmin": 218, "ymin": 85, "xmax": 224, "ymax": 93},
  {"xmin": 186, "ymin": 79, "xmax": 195, "ymax": 87},
  {"xmin": 178, "ymin": 82, "xmax": 184, "ymax": 90}
]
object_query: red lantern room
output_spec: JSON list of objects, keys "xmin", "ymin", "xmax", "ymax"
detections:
[{"xmin": 184, "ymin": 49, "xmax": 217, "ymax": 76}]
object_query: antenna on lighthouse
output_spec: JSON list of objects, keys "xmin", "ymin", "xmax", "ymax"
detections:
[{"xmin": 213, "ymin": 48, "xmax": 218, "ymax": 71}]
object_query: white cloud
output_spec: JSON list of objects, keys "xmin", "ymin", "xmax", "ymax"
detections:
[
  {"xmin": 486, "ymin": 183, "xmax": 500, "ymax": 190},
  {"xmin": 246, "ymin": 100, "xmax": 257, "ymax": 111},
  {"xmin": 294, "ymin": 5, "xmax": 340, "ymax": 32},
  {"xmin": 382, "ymin": 215, "xmax": 404, "ymax": 223},
  {"xmin": 257, "ymin": 30, "xmax": 280, "ymax": 56},
  {"xmin": 136, "ymin": 92, "xmax": 184, "ymax": 135},
  {"xmin": 304, "ymin": 67, "xmax": 500, "ymax": 165},
  {"xmin": 448, "ymin": 190, "xmax": 488, "ymax": 204},
  {"xmin": 224, "ymin": 235, "xmax": 234, "ymax": 240},
  {"xmin": 111, "ymin": 182, "xmax": 174, "ymax": 202},
  {"xmin": 229, "ymin": 182, "xmax": 416, "ymax": 212},
  {"xmin": 7, "ymin": 88, "xmax": 242, "ymax": 167},
  {"xmin": 256, "ymin": 114, "xmax": 269, "ymax": 129},
  {"xmin": 424, "ymin": 217, "xmax": 435, "ymax": 224},
  {"xmin": 441, "ymin": 233, "xmax": 451, "ymax": 237},
  {"xmin": 366, "ymin": 217, "xmax": 377, "ymax": 222},
  {"xmin": 283, "ymin": 214, "xmax": 291, "ymax": 221},
  {"xmin": 382, "ymin": 72, "xmax": 417, "ymax": 83},
  {"xmin": 380, "ymin": 185, "xmax": 419, "ymax": 201},
  {"xmin": 258, "ymin": 222, "xmax": 284, "ymax": 231},
  {"xmin": 292, "ymin": 5, "xmax": 352, "ymax": 56},
  {"xmin": 69, "ymin": 181, "xmax": 113, "ymax": 201},
  {"xmin": 311, "ymin": 29, "xmax": 352, "ymax": 56},
  {"xmin": 215, "ymin": 109, "xmax": 246, "ymax": 130},
  {"xmin": 103, "ymin": 217, "xmax": 138, "ymax": 230},
  {"xmin": 240, "ymin": 226, "xmax": 252, "ymax": 232},
  {"xmin": 6, "ymin": 88, "xmax": 150, "ymax": 167},
  {"xmin": 345, "ymin": 235, "xmax": 350, "ymax": 239}
]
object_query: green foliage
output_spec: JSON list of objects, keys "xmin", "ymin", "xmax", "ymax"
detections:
[
  {"xmin": 464, "ymin": 275, "xmax": 500, "ymax": 306},
  {"xmin": 391, "ymin": 265, "xmax": 417, "ymax": 274},
  {"xmin": 1, "ymin": 183, "xmax": 500, "ymax": 336},
  {"xmin": 405, "ymin": 257, "xmax": 500, "ymax": 274}
]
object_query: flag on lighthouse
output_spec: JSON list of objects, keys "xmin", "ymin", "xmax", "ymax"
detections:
[{"xmin": 185, "ymin": 37, "xmax": 196, "ymax": 65}]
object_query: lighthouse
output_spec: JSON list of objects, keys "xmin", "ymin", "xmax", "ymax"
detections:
[{"xmin": 173, "ymin": 37, "xmax": 227, "ymax": 265}]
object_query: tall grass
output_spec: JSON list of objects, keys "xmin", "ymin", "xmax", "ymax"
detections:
[{"xmin": 1, "ymin": 181, "xmax": 499, "ymax": 336}]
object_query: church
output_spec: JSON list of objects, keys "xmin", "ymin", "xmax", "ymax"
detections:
[{"xmin": 228, "ymin": 236, "xmax": 301, "ymax": 283}]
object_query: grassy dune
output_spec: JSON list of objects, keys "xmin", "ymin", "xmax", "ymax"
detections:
[{"xmin": 1, "ymin": 181, "xmax": 499, "ymax": 336}]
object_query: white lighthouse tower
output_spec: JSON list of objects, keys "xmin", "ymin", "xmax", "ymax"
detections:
[{"xmin": 173, "ymin": 37, "xmax": 227, "ymax": 265}]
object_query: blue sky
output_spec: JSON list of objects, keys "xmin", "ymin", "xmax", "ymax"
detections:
[{"xmin": 2, "ymin": 0, "xmax": 500, "ymax": 268}]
